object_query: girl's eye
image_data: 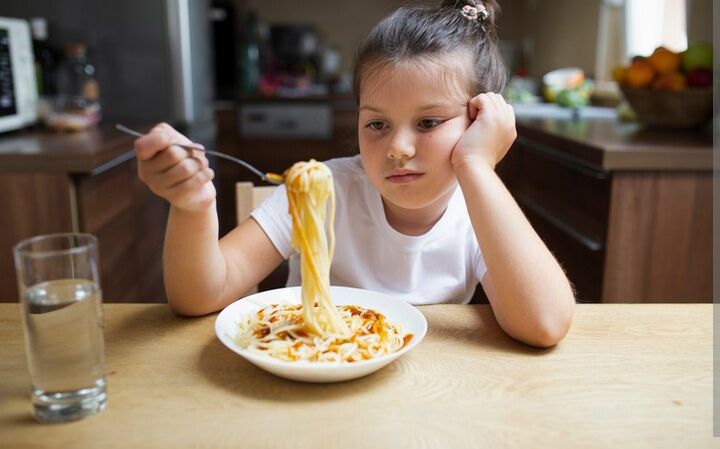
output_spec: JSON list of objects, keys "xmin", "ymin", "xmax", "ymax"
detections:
[
  {"xmin": 365, "ymin": 121, "xmax": 386, "ymax": 131},
  {"xmin": 418, "ymin": 119, "xmax": 443, "ymax": 130}
]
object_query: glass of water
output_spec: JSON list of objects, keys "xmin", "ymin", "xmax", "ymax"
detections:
[{"xmin": 13, "ymin": 233, "xmax": 106, "ymax": 423}]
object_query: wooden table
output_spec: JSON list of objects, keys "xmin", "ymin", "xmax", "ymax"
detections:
[{"xmin": 0, "ymin": 303, "xmax": 715, "ymax": 448}]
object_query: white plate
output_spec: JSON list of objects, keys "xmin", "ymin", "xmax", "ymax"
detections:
[{"xmin": 215, "ymin": 286, "xmax": 427, "ymax": 383}]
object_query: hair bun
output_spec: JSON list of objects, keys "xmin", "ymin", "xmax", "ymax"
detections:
[
  {"xmin": 441, "ymin": 0, "xmax": 500, "ymax": 24},
  {"xmin": 441, "ymin": 0, "xmax": 500, "ymax": 40}
]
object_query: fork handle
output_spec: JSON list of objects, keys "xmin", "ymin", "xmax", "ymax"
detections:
[{"xmin": 115, "ymin": 124, "xmax": 282, "ymax": 185}]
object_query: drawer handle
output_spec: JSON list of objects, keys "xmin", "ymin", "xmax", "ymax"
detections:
[{"xmin": 514, "ymin": 192, "xmax": 604, "ymax": 252}]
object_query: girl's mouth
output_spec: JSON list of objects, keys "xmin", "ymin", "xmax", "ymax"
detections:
[{"xmin": 386, "ymin": 171, "xmax": 424, "ymax": 184}]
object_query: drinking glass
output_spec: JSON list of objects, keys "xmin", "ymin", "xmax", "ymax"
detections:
[{"xmin": 13, "ymin": 233, "xmax": 106, "ymax": 422}]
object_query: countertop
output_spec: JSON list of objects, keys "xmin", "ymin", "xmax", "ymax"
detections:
[
  {"xmin": 1, "ymin": 105, "xmax": 713, "ymax": 174},
  {"xmin": 513, "ymin": 104, "xmax": 713, "ymax": 171},
  {"xmin": 0, "ymin": 124, "xmax": 150, "ymax": 174},
  {"xmin": 0, "ymin": 303, "xmax": 714, "ymax": 449}
]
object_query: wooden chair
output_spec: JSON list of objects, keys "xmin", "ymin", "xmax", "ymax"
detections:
[
  {"xmin": 235, "ymin": 182, "xmax": 278, "ymax": 225},
  {"xmin": 235, "ymin": 182, "xmax": 288, "ymax": 293}
]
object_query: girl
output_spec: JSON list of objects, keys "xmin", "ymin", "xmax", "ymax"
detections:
[{"xmin": 135, "ymin": 0, "xmax": 575, "ymax": 347}]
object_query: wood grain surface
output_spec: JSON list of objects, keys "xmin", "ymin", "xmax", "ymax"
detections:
[
  {"xmin": 0, "ymin": 174, "xmax": 73, "ymax": 300},
  {"xmin": 603, "ymin": 172, "xmax": 713, "ymax": 302},
  {"xmin": 0, "ymin": 303, "xmax": 715, "ymax": 449}
]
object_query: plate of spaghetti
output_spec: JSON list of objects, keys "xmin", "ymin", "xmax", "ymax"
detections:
[
  {"xmin": 215, "ymin": 159, "xmax": 426, "ymax": 382},
  {"xmin": 215, "ymin": 286, "xmax": 427, "ymax": 382}
]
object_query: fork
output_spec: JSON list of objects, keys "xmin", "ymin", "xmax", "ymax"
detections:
[{"xmin": 115, "ymin": 124, "xmax": 284, "ymax": 185}]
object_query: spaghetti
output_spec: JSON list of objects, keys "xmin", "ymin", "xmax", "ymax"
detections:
[
  {"xmin": 284, "ymin": 160, "xmax": 348, "ymax": 336},
  {"xmin": 236, "ymin": 303, "xmax": 412, "ymax": 362},
  {"xmin": 237, "ymin": 160, "xmax": 412, "ymax": 363}
]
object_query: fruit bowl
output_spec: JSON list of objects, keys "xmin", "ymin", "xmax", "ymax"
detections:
[{"xmin": 619, "ymin": 85, "xmax": 713, "ymax": 129}]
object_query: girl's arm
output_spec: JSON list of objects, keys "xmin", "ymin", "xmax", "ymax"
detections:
[
  {"xmin": 136, "ymin": 124, "xmax": 283, "ymax": 316},
  {"xmin": 452, "ymin": 93, "xmax": 575, "ymax": 348},
  {"xmin": 163, "ymin": 206, "xmax": 283, "ymax": 316}
]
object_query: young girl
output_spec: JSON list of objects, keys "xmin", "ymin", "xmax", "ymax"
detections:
[{"xmin": 135, "ymin": 0, "xmax": 575, "ymax": 347}]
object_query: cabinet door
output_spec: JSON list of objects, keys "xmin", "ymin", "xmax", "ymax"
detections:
[
  {"xmin": 499, "ymin": 138, "xmax": 611, "ymax": 302},
  {"xmin": 0, "ymin": 174, "xmax": 73, "ymax": 301},
  {"xmin": 76, "ymin": 157, "xmax": 168, "ymax": 302},
  {"xmin": 603, "ymin": 172, "xmax": 712, "ymax": 302}
]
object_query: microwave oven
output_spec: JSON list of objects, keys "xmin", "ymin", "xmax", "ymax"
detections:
[{"xmin": 0, "ymin": 17, "xmax": 37, "ymax": 133}]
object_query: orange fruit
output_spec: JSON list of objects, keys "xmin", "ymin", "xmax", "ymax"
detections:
[
  {"xmin": 652, "ymin": 71, "xmax": 686, "ymax": 91},
  {"xmin": 625, "ymin": 59, "xmax": 656, "ymax": 88},
  {"xmin": 648, "ymin": 47, "xmax": 681, "ymax": 74},
  {"xmin": 611, "ymin": 66, "xmax": 627, "ymax": 83}
]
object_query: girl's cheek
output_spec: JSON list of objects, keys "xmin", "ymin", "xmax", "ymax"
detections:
[
  {"xmin": 420, "ymin": 125, "xmax": 464, "ymax": 151},
  {"xmin": 449, "ymin": 120, "xmax": 470, "ymax": 141}
]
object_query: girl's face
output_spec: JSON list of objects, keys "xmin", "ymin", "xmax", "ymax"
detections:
[{"xmin": 358, "ymin": 58, "xmax": 471, "ymax": 215}]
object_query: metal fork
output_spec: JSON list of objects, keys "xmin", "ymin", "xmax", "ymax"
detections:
[{"xmin": 115, "ymin": 124, "xmax": 284, "ymax": 185}]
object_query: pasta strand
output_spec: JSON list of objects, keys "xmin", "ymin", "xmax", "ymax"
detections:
[{"xmin": 285, "ymin": 160, "xmax": 349, "ymax": 336}]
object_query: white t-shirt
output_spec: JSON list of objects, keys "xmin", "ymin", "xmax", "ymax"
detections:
[{"xmin": 250, "ymin": 155, "xmax": 487, "ymax": 305}]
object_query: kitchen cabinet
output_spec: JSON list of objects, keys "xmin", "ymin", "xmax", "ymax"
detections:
[
  {"xmin": 0, "ymin": 126, "xmax": 168, "ymax": 303},
  {"xmin": 498, "ymin": 136, "xmax": 611, "ymax": 301},
  {"xmin": 499, "ymin": 114, "xmax": 712, "ymax": 303}
]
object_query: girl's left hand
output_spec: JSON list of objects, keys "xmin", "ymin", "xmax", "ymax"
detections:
[{"xmin": 450, "ymin": 92, "xmax": 517, "ymax": 171}]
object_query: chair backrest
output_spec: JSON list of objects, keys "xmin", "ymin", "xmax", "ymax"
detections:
[
  {"xmin": 235, "ymin": 182, "xmax": 281, "ymax": 295},
  {"xmin": 235, "ymin": 182, "xmax": 277, "ymax": 225}
]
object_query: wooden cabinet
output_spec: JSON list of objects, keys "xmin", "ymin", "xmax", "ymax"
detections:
[
  {"xmin": 498, "ymin": 134, "xmax": 711, "ymax": 303},
  {"xmin": 0, "ymin": 129, "xmax": 168, "ymax": 303},
  {"xmin": 602, "ymin": 171, "xmax": 712, "ymax": 302},
  {"xmin": 498, "ymin": 136, "xmax": 611, "ymax": 301},
  {"xmin": 74, "ymin": 158, "xmax": 168, "ymax": 302}
]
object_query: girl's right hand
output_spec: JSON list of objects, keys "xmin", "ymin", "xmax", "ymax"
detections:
[{"xmin": 135, "ymin": 123, "xmax": 216, "ymax": 213}]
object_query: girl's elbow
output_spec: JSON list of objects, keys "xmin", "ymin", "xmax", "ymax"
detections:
[
  {"xmin": 166, "ymin": 291, "xmax": 215, "ymax": 317},
  {"xmin": 168, "ymin": 299, "xmax": 202, "ymax": 317},
  {"xmin": 525, "ymin": 322, "xmax": 569, "ymax": 348},
  {"xmin": 526, "ymin": 301, "xmax": 575, "ymax": 348}
]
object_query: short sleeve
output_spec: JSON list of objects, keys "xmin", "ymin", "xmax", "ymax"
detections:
[
  {"xmin": 474, "ymin": 246, "xmax": 488, "ymax": 282},
  {"xmin": 249, "ymin": 184, "xmax": 296, "ymax": 259}
]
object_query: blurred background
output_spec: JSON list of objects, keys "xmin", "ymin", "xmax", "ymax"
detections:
[{"xmin": 0, "ymin": 0, "xmax": 714, "ymax": 304}]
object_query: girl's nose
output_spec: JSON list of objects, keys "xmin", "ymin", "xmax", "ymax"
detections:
[{"xmin": 387, "ymin": 131, "xmax": 415, "ymax": 160}]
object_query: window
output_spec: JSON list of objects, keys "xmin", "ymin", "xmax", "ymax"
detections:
[
  {"xmin": 595, "ymin": 0, "xmax": 688, "ymax": 81},
  {"xmin": 625, "ymin": 0, "xmax": 687, "ymax": 57}
]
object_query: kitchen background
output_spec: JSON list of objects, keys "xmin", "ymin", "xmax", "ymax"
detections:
[{"xmin": 0, "ymin": 0, "xmax": 714, "ymax": 304}]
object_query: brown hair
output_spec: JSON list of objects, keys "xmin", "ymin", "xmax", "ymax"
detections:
[{"xmin": 352, "ymin": 0, "xmax": 507, "ymax": 102}]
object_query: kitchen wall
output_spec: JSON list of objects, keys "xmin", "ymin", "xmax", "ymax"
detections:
[
  {"xmin": 504, "ymin": 0, "xmax": 601, "ymax": 78},
  {"xmin": 241, "ymin": 0, "xmax": 711, "ymax": 80},
  {"xmin": 687, "ymin": 0, "xmax": 712, "ymax": 43},
  {"xmin": 4, "ymin": 0, "xmax": 707, "ymax": 105},
  {"xmin": 238, "ymin": 0, "xmax": 406, "ymax": 73},
  {"xmin": 502, "ymin": 0, "xmax": 712, "ymax": 78},
  {"xmin": 1, "ymin": 0, "xmax": 215, "ymax": 129},
  {"xmin": 1, "ymin": 0, "xmax": 175, "ymax": 123},
  {"xmin": 239, "ymin": 0, "xmax": 601, "ymax": 78}
]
